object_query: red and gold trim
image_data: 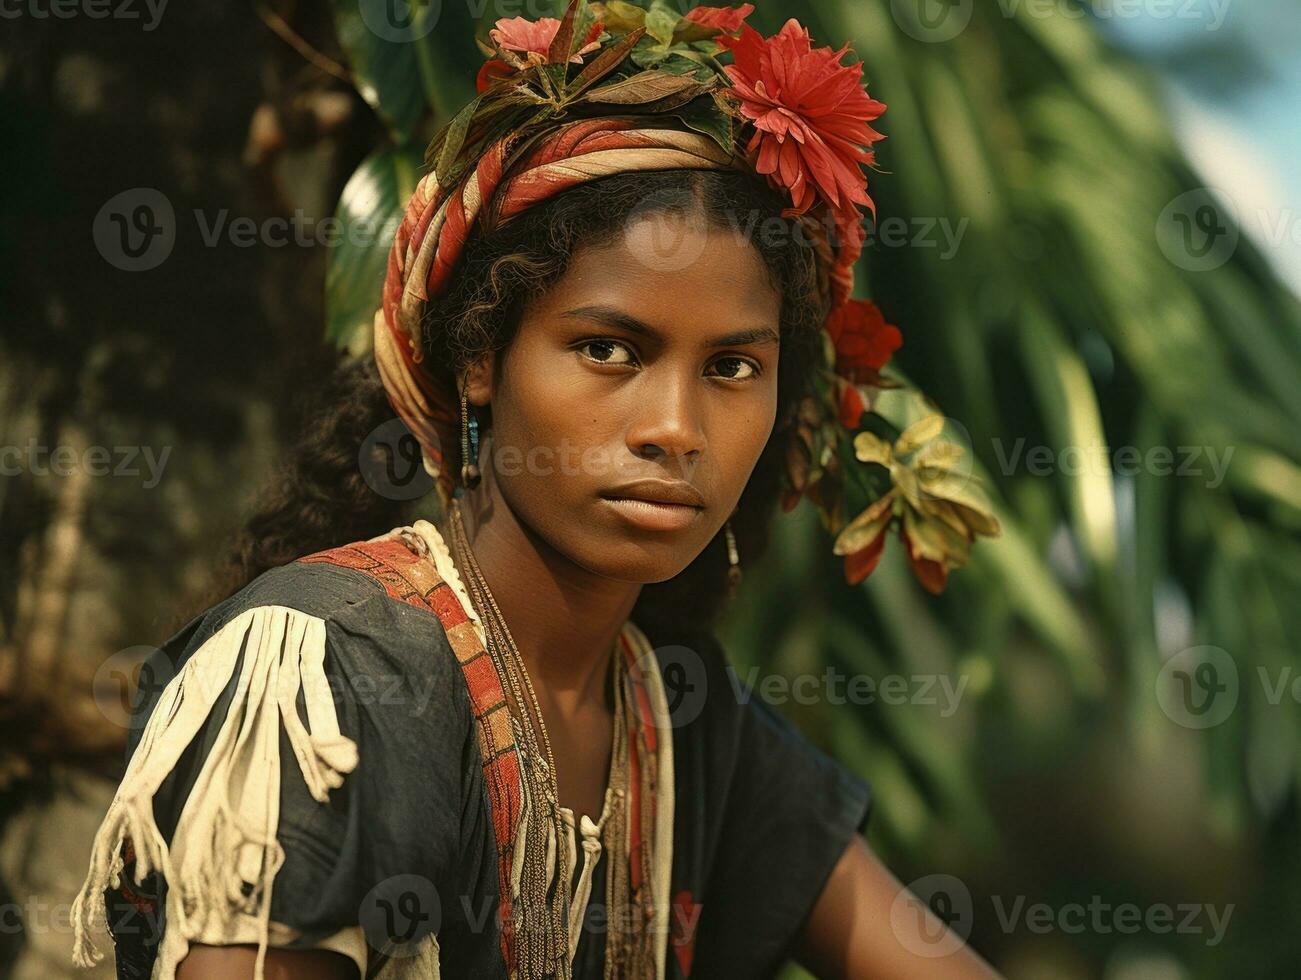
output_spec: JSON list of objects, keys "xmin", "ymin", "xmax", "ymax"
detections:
[
  {"xmin": 299, "ymin": 531, "xmax": 672, "ymax": 976},
  {"xmin": 299, "ymin": 537, "xmax": 523, "ymax": 967}
]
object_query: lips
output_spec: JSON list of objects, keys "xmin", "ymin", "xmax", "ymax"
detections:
[
  {"xmin": 601, "ymin": 479, "xmax": 707, "ymax": 509},
  {"xmin": 599, "ymin": 479, "xmax": 706, "ymax": 532}
]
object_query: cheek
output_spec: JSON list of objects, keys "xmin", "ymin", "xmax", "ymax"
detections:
[
  {"xmin": 705, "ymin": 386, "xmax": 778, "ymax": 501},
  {"xmin": 489, "ymin": 342, "xmax": 619, "ymax": 485}
]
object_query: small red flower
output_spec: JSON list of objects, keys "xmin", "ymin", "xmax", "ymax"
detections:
[
  {"xmin": 837, "ymin": 378, "xmax": 865, "ymax": 429},
  {"xmin": 489, "ymin": 15, "xmax": 604, "ymax": 65},
  {"xmin": 844, "ymin": 525, "xmax": 888, "ymax": 585},
  {"xmin": 683, "ymin": 3, "xmax": 755, "ymax": 33},
  {"xmin": 904, "ymin": 529, "xmax": 948, "ymax": 594},
  {"xmin": 477, "ymin": 58, "xmax": 515, "ymax": 93},
  {"xmin": 826, "ymin": 299, "xmax": 902, "ymax": 383},
  {"xmin": 719, "ymin": 19, "xmax": 886, "ymax": 221}
]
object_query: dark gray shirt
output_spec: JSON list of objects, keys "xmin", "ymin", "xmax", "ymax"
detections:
[{"xmin": 104, "ymin": 555, "xmax": 871, "ymax": 979}]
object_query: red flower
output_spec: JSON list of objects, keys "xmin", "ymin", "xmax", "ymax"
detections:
[
  {"xmin": 844, "ymin": 525, "xmax": 888, "ymax": 585},
  {"xmin": 683, "ymin": 3, "xmax": 754, "ymax": 33},
  {"xmin": 837, "ymin": 378, "xmax": 865, "ymax": 429},
  {"xmin": 845, "ymin": 526, "xmax": 948, "ymax": 591},
  {"xmin": 826, "ymin": 299, "xmax": 902, "ymax": 383},
  {"xmin": 477, "ymin": 58, "xmax": 515, "ymax": 93},
  {"xmin": 904, "ymin": 529, "xmax": 948, "ymax": 594},
  {"xmin": 719, "ymin": 19, "xmax": 886, "ymax": 221},
  {"xmin": 489, "ymin": 15, "xmax": 604, "ymax": 65}
]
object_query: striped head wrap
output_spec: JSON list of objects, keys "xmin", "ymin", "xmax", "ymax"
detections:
[{"xmin": 373, "ymin": 116, "xmax": 767, "ymax": 504}]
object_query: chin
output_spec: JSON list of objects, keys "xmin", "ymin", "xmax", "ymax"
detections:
[{"xmin": 566, "ymin": 529, "xmax": 707, "ymax": 585}]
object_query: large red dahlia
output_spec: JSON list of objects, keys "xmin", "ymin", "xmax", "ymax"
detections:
[{"xmin": 719, "ymin": 19, "xmax": 886, "ymax": 221}]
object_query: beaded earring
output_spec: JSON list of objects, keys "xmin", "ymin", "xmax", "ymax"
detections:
[
  {"xmin": 460, "ymin": 385, "xmax": 481, "ymax": 490},
  {"xmin": 724, "ymin": 519, "xmax": 742, "ymax": 598}
]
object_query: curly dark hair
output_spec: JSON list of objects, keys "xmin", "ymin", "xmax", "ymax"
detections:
[{"xmin": 211, "ymin": 167, "xmax": 828, "ymax": 645}]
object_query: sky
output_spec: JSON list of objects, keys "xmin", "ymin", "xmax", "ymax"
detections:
[{"xmin": 1103, "ymin": 0, "xmax": 1301, "ymax": 294}]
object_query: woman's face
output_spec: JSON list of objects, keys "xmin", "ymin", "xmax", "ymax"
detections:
[{"xmin": 467, "ymin": 209, "xmax": 782, "ymax": 584}]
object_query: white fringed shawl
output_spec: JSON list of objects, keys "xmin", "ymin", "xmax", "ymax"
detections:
[{"xmin": 71, "ymin": 605, "xmax": 358, "ymax": 980}]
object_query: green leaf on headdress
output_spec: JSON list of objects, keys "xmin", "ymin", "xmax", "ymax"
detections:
[
  {"xmin": 539, "ymin": 62, "xmax": 570, "ymax": 102},
  {"xmin": 591, "ymin": 0, "xmax": 647, "ymax": 34},
  {"xmin": 574, "ymin": 69, "xmax": 709, "ymax": 107},
  {"xmin": 567, "ymin": 27, "xmax": 647, "ymax": 99},
  {"xmin": 645, "ymin": 52, "xmax": 712, "ymax": 78},
  {"xmin": 688, "ymin": 38, "xmax": 729, "ymax": 63},
  {"xmin": 630, "ymin": 32, "xmax": 727, "ymax": 79},
  {"xmin": 547, "ymin": 0, "xmax": 582, "ymax": 66},
  {"xmin": 630, "ymin": 41, "xmax": 667, "ymax": 71},
  {"xmin": 644, "ymin": 7, "xmax": 678, "ymax": 47},
  {"xmin": 669, "ymin": 94, "xmax": 736, "ymax": 155},
  {"xmin": 431, "ymin": 94, "xmax": 485, "ymax": 187},
  {"xmin": 430, "ymin": 88, "xmax": 561, "ymax": 188}
]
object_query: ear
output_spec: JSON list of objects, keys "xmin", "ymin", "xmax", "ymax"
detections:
[{"xmin": 463, "ymin": 352, "xmax": 495, "ymax": 408}]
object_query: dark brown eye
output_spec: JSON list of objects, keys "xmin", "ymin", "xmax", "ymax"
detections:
[
  {"xmin": 708, "ymin": 356, "xmax": 758, "ymax": 381},
  {"xmin": 579, "ymin": 339, "xmax": 636, "ymax": 366}
]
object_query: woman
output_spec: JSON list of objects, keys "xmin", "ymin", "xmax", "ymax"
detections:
[{"xmin": 73, "ymin": 4, "xmax": 1000, "ymax": 978}]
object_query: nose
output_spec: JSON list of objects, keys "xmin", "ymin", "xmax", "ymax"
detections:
[{"xmin": 627, "ymin": 371, "xmax": 707, "ymax": 471}]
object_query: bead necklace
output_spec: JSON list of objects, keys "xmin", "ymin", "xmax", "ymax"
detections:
[{"xmin": 448, "ymin": 499, "xmax": 648, "ymax": 978}]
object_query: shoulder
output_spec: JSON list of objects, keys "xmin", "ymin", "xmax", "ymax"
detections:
[
  {"xmin": 223, "ymin": 531, "xmax": 459, "ymax": 626},
  {"xmin": 138, "ymin": 528, "xmax": 479, "ymax": 754},
  {"xmin": 174, "ymin": 530, "xmax": 470, "ymax": 668},
  {"xmin": 125, "ymin": 526, "xmax": 483, "ymax": 831},
  {"xmin": 79, "ymin": 529, "xmax": 483, "ymax": 973}
]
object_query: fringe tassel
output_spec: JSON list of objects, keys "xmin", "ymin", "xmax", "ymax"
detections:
[
  {"xmin": 566, "ymin": 813, "xmax": 604, "ymax": 960},
  {"xmin": 71, "ymin": 605, "xmax": 359, "ymax": 980}
]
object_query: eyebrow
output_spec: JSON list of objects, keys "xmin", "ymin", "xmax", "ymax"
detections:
[{"xmin": 563, "ymin": 305, "xmax": 780, "ymax": 349}]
